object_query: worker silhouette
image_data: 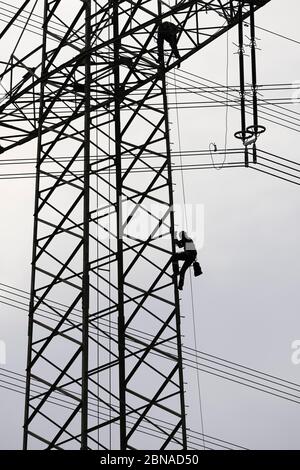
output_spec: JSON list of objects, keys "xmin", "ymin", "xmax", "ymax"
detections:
[
  {"xmin": 173, "ymin": 231, "xmax": 201, "ymax": 290},
  {"xmin": 157, "ymin": 22, "xmax": 181, "ymax": 67}
]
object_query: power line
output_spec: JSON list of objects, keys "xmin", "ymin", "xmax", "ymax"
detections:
[
  {"xmin": 1, "ymin": 5, "xmax": 300, "ymax": 138},
  {"xmin": 0, "ymin": 149, "xmax": 299, "ymax": 187},
  {"xmin": 0, "ymin": 0, "xmax": 297, "ymax": 450},
  {"xmin": 254, "ymin": 24, "xmax": 300, "ymax": 46},
  {"xmin": 2, "ymin": 282, "xmax": 300, "ymax": 405},
  {"xmin": 0, "ymin": 366, "xmax": 247, "ymax": 450},
  {"xmin": 171, "ymin": 70, "xmax": 300, "ymax": 134},
  {"xmin": 174, "ymin": 70, "xmax": 300, "ymax": 130}
]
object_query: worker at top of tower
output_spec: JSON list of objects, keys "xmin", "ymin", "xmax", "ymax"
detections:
[
  {"xmin": 157, "ymin": 21, "xmax": 181, "ymax": 68},
  {"xmin": 173, "ymin": 231, "xmax": 202, "ymax": 290}
]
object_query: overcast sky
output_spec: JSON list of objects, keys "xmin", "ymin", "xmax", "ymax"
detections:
[{"xmin": 0, "ymin": 0, "xmax": 300, "ymax": 450}]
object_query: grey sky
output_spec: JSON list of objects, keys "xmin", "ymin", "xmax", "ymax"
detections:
[{"xmin": 0, "ymin": 0, "xmax": 300, "ymax": 450}]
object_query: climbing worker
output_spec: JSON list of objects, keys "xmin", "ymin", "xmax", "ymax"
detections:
[
  {"xmin": 157, "ymin": 21, "xmax": 181, "ymax": 67},
  {"xmin": 173, "ymin": 231, "xmax": 202, "ymax": 290}
]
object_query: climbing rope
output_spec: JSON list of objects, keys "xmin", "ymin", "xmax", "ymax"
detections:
[
  {"xmin": 209, "ymin": 30, "xmax": 229, "ymax": 170},
  {"xmin": 95, "ymin": 2, "xmax": 100, "ymax": 450},
  {"xmin": 172, "ymin": 67, "xmax": 206, "ymax": 450}
]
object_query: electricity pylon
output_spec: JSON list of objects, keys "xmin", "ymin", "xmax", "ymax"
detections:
[{"xmin": 0, "ymin": 0, "xmax": 270, "ymax": 450}]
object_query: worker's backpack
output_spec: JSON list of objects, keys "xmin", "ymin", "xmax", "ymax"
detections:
[{"xmin": 193, "ymin": 261, "xmax": 202, "ymax": 277}]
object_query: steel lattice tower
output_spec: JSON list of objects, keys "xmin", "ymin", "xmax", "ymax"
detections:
[{"xmin": 0, "ymin": 0, "xmax": 270, "ymax": 450}]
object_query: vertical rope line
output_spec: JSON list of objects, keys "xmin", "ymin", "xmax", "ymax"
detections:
[
  {"xmin": 108, "ymin": 15, "xmax": 112, "ymax": 450},
  {"xmin": 94, "ymin": 0, "xmax": 100, "ymax": 450},
  {"xmin": 164, "ymin": 0, "xmax": 206, "ymax": 449},
  {"xmin": 173, "ymin": 67, "xmax": 206, "ymax": 450},
  {"xmin": 209, "ymin": 29, "xmax": 229, "ymax": 170},
  {"xmin": 224, "ymin": 30, "xmax": 229, "ymax": 154}
]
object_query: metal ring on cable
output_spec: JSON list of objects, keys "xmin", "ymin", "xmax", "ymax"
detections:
[
  {"xmin": 246, "ymin": 124, "xmax": 266, "ymax": 136},
  {"xmin": 234, "ymin": 129, "xmax": 254, "ymax": 141}
]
